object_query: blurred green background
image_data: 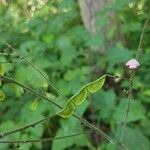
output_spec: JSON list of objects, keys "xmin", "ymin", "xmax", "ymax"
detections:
[{"xmin": 0, "ymin": 0, "xmax": 150, "ymax": 150}]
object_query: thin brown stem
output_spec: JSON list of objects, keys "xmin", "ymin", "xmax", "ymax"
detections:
[
  {"xmin": 136, "ymin": 11, "xmax": 150, "ymax": 60},
  {"xmin": 0, "ymin": 52, "xmax": 14, "ymax": 56},
  {"xmin": 0, "ymin": 75, "xmax": 62, "ymax": 109},
  {"xmin": 120, "ymin": 10, "xmax": 150, "ymax": 143},
  {"xmin": 0, "ymin": 61, "xmax": 12, "ymax": 64},
  {"xmin": 0, "ymin": 75, "xmax": 126, "ymax": 149},
  {"xmin": 0, "ymin": 133, "xmax": 84, "ymax": 144},
  {"xmin": 0, "ymin": 114, "xmax": 56, "ymax": 138},
  {"xmin": 4, "ymin": 42, "xmax": 60, "ymax": 97},
  {"xmin": 119, "ymin": 71, "xmax": 134, "ymax": 142}
]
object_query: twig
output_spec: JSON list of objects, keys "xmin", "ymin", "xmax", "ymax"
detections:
[
  {"xmin": 0, "ymin": 46, "xmax": 11, "ymax": 53},
  {"xmin": 4, "ymin": 42, "xmax": 60, "ymax": 97},
  {"xmin": 0, "ymin": 75, "xmax": 126, "ymax": 149},
  {"xmin": 0, "ymin": 75, "xmax": 62, "ymax": 109},
  {"xmin": 0, "ymin": 61, "xmax": 13, "ymax": 64},
  {"xmin": 0, "ymin": 133, "xmax": 84, "ymax": 144},
  {"xmin": 119, "ymin": 71, "xmax": 134, "ymax": 142},
  {"xmin": 0, "ymin": 114, "xmax": 56, "ymax": 138},
  {"xmin": 9, "ymin": 145, "xmax": 20, "ymax": 150},
  {"xmin": 135, "ymin": 11, "xmax": 150, "ymax": 60},
  {"xmin": 0, "ymin": 52, "xmax": 14, "ymax": 56},
  {"xmin": 120, "ymin": 11, "xmax": 150, "ymax": 142},
  {"xmin": 1, "ymin": 12, "xmax": 148, "ymax": 149}
]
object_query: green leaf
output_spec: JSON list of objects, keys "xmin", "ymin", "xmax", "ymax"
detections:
[
  {"xmin": 140, "ymin": 119, "xmax": 150, "ymax": 136},
  {"xmin": 116, "ymin": 127, "xmax": 150, "ymax": 150},
  {"xmin": 60, "ymin": 46, "xmax": 76, "ymax": 66},
  {"xmin": 121, "ymin": 22, "xmax": 141, "ymax": 33},
  {"xmin": 85, "ymin": 75, "xmax": 106, "ymax": 93},
  {"xmin": 95, "ymin": 89, "xmax": 116, "ymax": 119},
  {"xmin": 14, "ymin": 85, "xmax": 24, "ymax": 97},
  {"xmin": 107, "ymin": 47, "xmax": 134, "ymax": 66},
  {"xmin": 33, "ymin": 58, "xmax": 51, "ymax": 69},
  {"xmin": 113, "ymin": 98, "xmax": 145, "ymax": 124},
  {"xmin": 64, "ymin": 69, "xmax": 79, "ymax": 81},
  {"xmin": 15, "ymin": 66, "xmax": 48, "ymax": 89},
  {"xmin": 86, "ymin": 33, "xmax": 104, "ymax": 47},
  {"xmin": 107, "ymin": 26, "xmax": 116, "ymax": 39},
  {"xmin": 96, "ymin": 15, "xmax": 107, "ymax": 28},
  {"xmin": 143, "ymin": 89, "xmax": 150, "ymax": 97},
  {"xmin": 52, "ymin": 118, "xmax": 91, "ymax": 150},
  {"xmin": 29, "ymin": 99, "xmax": 38, "ymax": 111},
  {"xmin": 0, "ymin": 90, "xmax": 5, "ymax": 101},
  {"xmin": 0, "ymin": 64, "xmax": 4, "ymax": 76}
]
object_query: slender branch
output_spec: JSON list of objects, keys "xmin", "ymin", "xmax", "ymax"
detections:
[
  {"xmin": 0, "ymin": 133, "xmax": 84, "ymax": 144},
  {"xmin": 4, "ymin": 42, "xmax": 60, "ymax": 97},
  {"xmin": 0, "ymin": 75, "xmax": 62, "ymax": 109},
  {"xmin": 74, "ymin": 114, "xmax": 116, "ymax": 143},
  {"xmin": 136, "ymin": 11, "xmax": 150, "ymax": 60},
  {"xmin": 2, "ymin": 14, "xmax": 148, "ymax": 149},
  {"xmin": 0, "ymin": 61, "xmax": 12, "ymax": 64},
  {"xmin": 0, "ymin": 75, "xmax": 126, "ymax": 149},
  {"xmin": 0, "ymin": 46, "xmax": 10, "ymax": 53},
  {"xmin": 0, "ymin": 52, "xmax": 14, "ymax": 56},
  {"xmin": 1, "ymin": 11, "xmax": 148, "ymax": 149},
  {"xmin": 0, "ymin": 114, "xmax": 56, "ymax": 139},
  {"xmin": 120, "ymin": 10, "xmax": 150, "ymax": 143},
  {"xmin": 75, "ymin": 114, "xmax": 127, "ymax": 150},
  {"xmin": 9, "ymin": 145, "xmax": 20, "ymax": 150},
  {"xmin": 119, "ymin": 71, "xmax": 134, "ymax": 142}
]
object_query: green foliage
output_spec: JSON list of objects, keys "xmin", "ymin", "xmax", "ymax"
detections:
[
  {"xmin": 52, "ymin": 102, "xmax": 91, "ymax": 150},
  {"xmin": 0, "ymin": 0, "xmax": 150, "ymax": 149},
  {"xmin": 0, "ymin": 90, "xmax": 5, "ymax": 101},
  {"xmin": 116, "ymin": 127, "xmax": 150, "ymax": 150},
  {"xmin": 0, "ymin": 64, "xmax": 4, "ymax": 75},
  {"xmin": 52, "ymin": 119, "xmax": 90, "ymax": 150},
  {"xmin": 113, "ymin": 98, "xmax": 145, "ymax": 124}
]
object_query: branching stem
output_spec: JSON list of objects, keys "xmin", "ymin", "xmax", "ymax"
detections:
[
  {"xmin": 119, "ymin": 71, "xmax": 134, "ymax": 142},
  {"xmin": 136, "ymin": 11, "xmax": 150, "ymax": 60},
  {"xmin": 4, "ymin": 42, "xmax": 60, "ymax": 97},
  {"xmin": 120, "ymin": 11, "xmax": 150, "ymax": 143},
  {"xmin": 0, "ymin": 75, "xmax": 126, "ymax": 149},
  {"xmin": 0, "ymin": 133, "xmax": 84, "ymax": 144},
  {"xmin": 0, "ymin": 114, "xmax": 56, "ymax": 139}
]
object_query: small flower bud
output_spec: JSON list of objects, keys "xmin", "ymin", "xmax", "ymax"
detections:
[{"xmin": 126, "ymin": 59, "xmax": 140, "ymax": 69}]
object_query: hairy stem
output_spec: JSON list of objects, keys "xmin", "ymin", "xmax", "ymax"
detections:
[
  {"xmin": 0, "ymin": 75, "xmax": 126, "ymax": 149},
  {"xmin": 136, "ymin": 11, "xmax": 150, "ymax": 60},
  {"xmin": 0, "ymin": 133, "xmax": 84, "ymax": 144},
  {"xmin": 120, "ymin": 11, "xmax": 150, "ymax": 143},
  {"xmin": 0, "ymin": 114, "xmax": 56, "ymax": 138},
  {"xmin": 4, "ymin": 42, "xmax": 60, "ymax": 97},
  {"xmin": 119, "ymin": 71, "xmax": 134, "ymax": 142}
]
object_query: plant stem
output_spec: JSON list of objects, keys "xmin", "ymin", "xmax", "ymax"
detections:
[
  {"xmin": 135, "ymin": 11, "xmax": 150, "ymax": 60},
  {"xmin": 0, "ymin": 114, "xmax": 56, "ymax": 138},
  {"xmin": 119, "ymin": 71, "xmax": 134, "ymax": 142},
  {"xmin": 0, "ymin": 133, "xmax": 84, "ymax": 144},
  {"xmin": 120, "ymin": 10, "xmax": 150, "ymax": 143},
  {"xmin": 75, "ymin": 114, "xmax": 117, "ymax": 143},
  {"xmin": 0, "ymin": 75, "xmax": 62, "ymax": 109},
  {"xmin": 4, "ymin": 42, "xmax": 60, "ymax": 97},
  {"xmin": 0, "ymin": 52, "xmax": 14, "ymax": 56},
  {"xmin": 0, "ymin": 75, "xmax": 126, "ymax": 149}
]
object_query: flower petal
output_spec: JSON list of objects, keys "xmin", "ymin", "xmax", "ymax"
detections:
[{"xmin": 126, "ymin": 59, "xmax": 140, "ymax": 69}]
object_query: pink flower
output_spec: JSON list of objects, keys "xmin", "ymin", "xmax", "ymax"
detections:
[{"xmin": 126, "ymin": 59, "xmax": 140, "ymax": 69}]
